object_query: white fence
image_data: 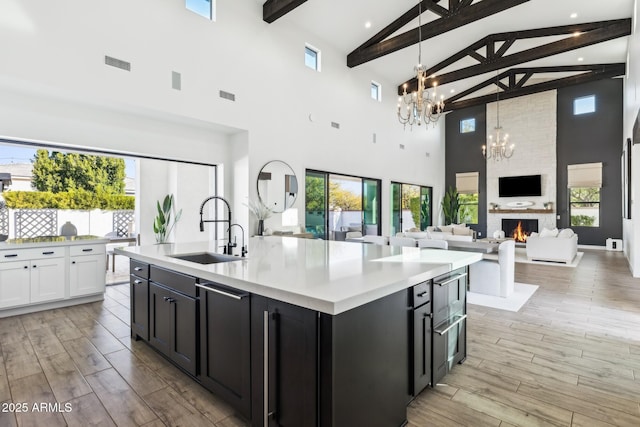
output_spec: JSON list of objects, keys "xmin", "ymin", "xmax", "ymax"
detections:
[{"xmin": 3, "ymin": 209, "xmax": 134, "ymax": 239}]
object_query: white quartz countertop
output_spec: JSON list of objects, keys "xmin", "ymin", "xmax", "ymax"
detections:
[
  {"xmin": 0, "ymin": 235, "xmax": 109, "ymax": 250},
  {"xmin": 118, "ymin": 236, "xmax": 482, "ymax": 315}
]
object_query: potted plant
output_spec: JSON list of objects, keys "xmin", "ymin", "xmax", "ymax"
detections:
[
  {"xmin": 441, "ymin": 186, "xmax": 460, "ymax": 225},
  {"xmin": 246, "ymin": 199, "xmax": 272, "ymax": 236},
  {"xmin": 153, "ymin": 194, "xmax": 182, "ymax": 243}
]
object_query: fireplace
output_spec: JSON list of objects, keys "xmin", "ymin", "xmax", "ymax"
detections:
[{"xmin": 502, "ymin": 219, "xmax": 538, "ymax": 243}]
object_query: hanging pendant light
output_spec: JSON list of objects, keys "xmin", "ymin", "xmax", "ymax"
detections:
[
  {"xmin": 482, "ymin": 71, "xmax": 515, "ymax": 161},
  {"xmin": 397, "ymin": 1, "xmax": 444, "ymax": 130}
]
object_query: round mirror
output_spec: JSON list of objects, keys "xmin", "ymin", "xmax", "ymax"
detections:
[{"xmin": 257, "ymin": 160, "xmax": 298, "ymax": 213}]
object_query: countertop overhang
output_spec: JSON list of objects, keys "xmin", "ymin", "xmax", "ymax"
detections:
[
  {"xmin": 0, "ymin": 235, "xmax": 109, "ymax": 249},
  {"xmin": 118, "ymin": 236, "xmax": 482, "ymax": 315}
]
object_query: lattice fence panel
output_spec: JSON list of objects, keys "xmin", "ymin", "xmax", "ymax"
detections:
[
  {"xmin": 15, "ymin": 209, "xmax": 58, "ymax": 238},
  {"xmin": 113, "ymin": 210, "xmax": 134, "ymax": 237},
  {"xmin": 0, "ymin": 208, "xmax": 8, "ymax": 235}
]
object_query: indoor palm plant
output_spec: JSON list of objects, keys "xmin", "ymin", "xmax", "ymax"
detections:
[
  {"xmin": 441, "ymin": 186, "xmax": 460, "ymax": 225},
  {"xmin": 153, "ymin": 194, "xmax": 182, "ymax": 243}
]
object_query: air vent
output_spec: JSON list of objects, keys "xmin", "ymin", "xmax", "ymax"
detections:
[
  {"xmin": 104, "ymin": 55, "xmax": 131, "ymax": 71},
  {"xmin": 372, "ymin": 133, "xmax": 377, "ymax": 143},
  {"xmin": 219, "ymin": 90, "xmax": 236, "ymax": 101},
  {"xmin": 172, "ymin": 71, "xmax": 181, "ymax": 90},
  {"xmin": 331, "ymin": 122, "xmax": 340, "ymax": 129},
  {"xmin": 399, "ymin": 144, "xmax": 405, "ymax": 150}
]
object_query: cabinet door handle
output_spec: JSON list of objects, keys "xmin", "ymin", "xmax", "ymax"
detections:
[
  {"xmin": 82, "ymin": 248, "xmax": 93, "ymax": 252},
  {"xmin": 134, "ymin": 267, "xmax": 143, "ymax": 271},
  {"xmin": 196, "ymin": 283, "xmax": 248, "ymax": 300},
  {"xmin": 42, "ymin": 251, "xmax": 55, "ymax": 255},
  {"xmin": 434, "ymin": 273, "xmax": 467, "ymax": 287},
  {"xmin": 417, "ymin": 291, "xmax": 428, "ymax": 297},
  {"xmin": 4, "ymin": 254, "xmax": 18, "ymax": 258},
  {"xmin": 133, "ymin": 280, "xmax": 142, "ymax": 284},
  {"xmin": 72, "ymin": 261, "xmax": 76, "ymax": 264},
  {"xmin": 263, "ymin": 310, "xmax": 269, "ymax": 427},
  {"xmin": 32, "ymin": 265, "xmax": 37, "ymax": 268},
  {"xmin": 23, "ymin": 266, "xmax": 28, "ymax": 269}
]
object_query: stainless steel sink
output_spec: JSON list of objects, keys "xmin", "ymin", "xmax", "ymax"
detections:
[{"xmin": 169, "ymin": 252, "xmax": 239, "ymax": 264}]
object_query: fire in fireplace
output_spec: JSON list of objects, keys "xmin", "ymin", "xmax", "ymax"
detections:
[{"xmin": 502, "ymin": 219, "xmax": 538, "ymax": 243}]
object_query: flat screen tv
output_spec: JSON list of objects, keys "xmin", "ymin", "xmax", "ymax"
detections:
[{"xmin": 499, "ymin": 175, "xmax": 542, "ymax": 197}]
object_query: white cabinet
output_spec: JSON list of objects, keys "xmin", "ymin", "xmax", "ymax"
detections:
[
  {"xmin": 0, "ymin": 261, "xmax": 31, "ymax": 308},
  {"xmin": 29, "ymin": 257, "xmax": 65, "ymax": 303},
  {"xmin": 69, "ymin": 244, "xmax": 106, "ymax": 297},
  {"xmin": 0, "ymin": 242, "xmax": 106, "ymax": 312}
]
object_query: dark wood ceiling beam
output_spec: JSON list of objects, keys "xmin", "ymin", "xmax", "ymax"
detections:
[
  {"xmin": 263, "ymin": 0, "xmax": 308, "ymax": 23},
  {"xmin": 443, "ymin": 63, "xmax": 625, "ymax": 111},
  {"xmin": 516, "ymin": 72, "xmax": 533, "ymax": 88},
  {"xmin": 429, "ymin": 2, "xmax": 451, "ymax": 17},
  {"xmin": 495, "ymin": 38, "xmax": 515, "ymax": 58},
  {"xmin": 351, "ymin": 1, "xmax": 443, "ymax": 52},
  {"xmin": 399, "ymin": 19, "xmax": 631, "ymax": 93},
  {"xmin": 347, "ymin": 0, "xmax": 530, "ymax": 68}
]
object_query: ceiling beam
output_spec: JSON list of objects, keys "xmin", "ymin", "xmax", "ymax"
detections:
[
  {"xmin": 399, "ymin": 19, "xmax": 631, "ymax": 94},
  {"xmin": 347, "ymin": 0, "xmax": 529, "ymax": 68},
  {"xmin": 442, "ymin": 63, "xmax": 625, "ymax": 111},
  {"xmin": 263, "ymin": 0, "xmax": 308, "ymax": 23}
]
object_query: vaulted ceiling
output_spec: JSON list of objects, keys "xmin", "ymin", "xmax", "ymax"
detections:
[{"xmin": 260, "ymin": 0, "xmax": 634, "ymax": 111}]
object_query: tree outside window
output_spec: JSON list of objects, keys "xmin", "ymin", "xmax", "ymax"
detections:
[
  {"xmin": 458, "ymin": 193, "xmax": 478, "ymax": 224},
  {"xmin": 570, "ymin": 187, "xmax": 600, "ymax": 227}
]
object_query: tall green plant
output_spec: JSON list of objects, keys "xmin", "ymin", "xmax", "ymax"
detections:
[
  {"xmin": 441, "ymin": 186, "xmax": 460, "ymax": 225},
  {"xmin": 153, "ymin": 194, "xmax": 182, "ymax": 243}
]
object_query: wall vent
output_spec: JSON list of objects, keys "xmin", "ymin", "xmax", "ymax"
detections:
[
  {"xmin": 331, "ymin": 121, "xmax": 340, "ymax": 129},
  {"xmin": 104, "ymin": 55, "xmax": 131, "ymax": 71},
  {"xmin": 372, "ymin": 133, "xmax": 377, "ymax": 143},
  {"xmin": 399, "ymin": 144, "xmax": 405, "ymax": 150},
  {"xmin": 219, "ymin": 90, "xmax": 236, "ymax": 101},
  {"xmin": 172, "ymin": 71, "xmax": 181, "ymax": 90}
]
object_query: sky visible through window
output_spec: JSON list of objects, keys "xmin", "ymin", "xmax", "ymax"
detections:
[
  {"xmin": 0, "ymin": 145, "xmax": 136, "ymax": 178},
  {"xmin": 186, "ymin": 0, "xmax": 212, "ymax": 19}
]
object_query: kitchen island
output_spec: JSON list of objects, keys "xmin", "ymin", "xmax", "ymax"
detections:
[
  {"xmin": 0, "ymin": 235, "xmax": 108, "ymax": 317},
  {"xmin": 118, "ymin": 236, "xmax": 482, "ymax": 427}
]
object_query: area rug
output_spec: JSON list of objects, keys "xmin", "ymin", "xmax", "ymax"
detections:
[
  {"xmin": 467, "ymin": 282, "xmax": 539, "ymax": 312},
  {"xmin": 482, "ymin": 248, "xmax": 583, "ymax": 268}
]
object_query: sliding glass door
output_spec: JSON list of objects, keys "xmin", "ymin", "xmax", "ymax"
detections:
[
  {"xmin": 305, "ymin": 170, "xmax": 381, "ymax": 240},
  {"xmin": 390, "ymin": 182, "xmax": 432, "ymax": 234}
]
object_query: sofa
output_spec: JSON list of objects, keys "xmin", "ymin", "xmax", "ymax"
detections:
[
  {"xmin": 396, "ymin": 225, "xmax": 474, "ymax": 243},
  {"xmin": 526, "ymin": 228, "xmax": 578, "ymax": 264}
]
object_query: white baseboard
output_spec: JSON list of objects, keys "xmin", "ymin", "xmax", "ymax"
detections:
[{"xmin": 577, "ymin": 244, "xmax": 607, "ymax": 251}]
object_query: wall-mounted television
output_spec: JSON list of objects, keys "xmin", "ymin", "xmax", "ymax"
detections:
[{"xmin": 499, "ymin": 174, "xmax": 542, "ymax": 197}]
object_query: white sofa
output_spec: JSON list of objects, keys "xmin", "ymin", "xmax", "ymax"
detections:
[
  {"xmin": 526, "ymin": 228, "xmax": 578, "ymax": 264},
  {"xmin": 425, "ymin": 224, "xmax": 474, "ymax": 242}
]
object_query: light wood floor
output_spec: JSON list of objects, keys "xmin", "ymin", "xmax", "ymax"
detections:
[{"xmin": 0, "ymin": 249, "xmax": 639, "ymax": 426}]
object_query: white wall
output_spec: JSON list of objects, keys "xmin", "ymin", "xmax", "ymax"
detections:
[
  {"xmin": 624, "ymin": 1, "xmax": 640, "ymax": 275},
  {"xmin": 0, "ymin": 0, "xmax": 443, "ymax": 243}
]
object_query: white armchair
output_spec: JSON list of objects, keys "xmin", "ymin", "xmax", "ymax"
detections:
[{"xmin": 469, "ymin": 240, "xmax": 515, "ymax": 297}]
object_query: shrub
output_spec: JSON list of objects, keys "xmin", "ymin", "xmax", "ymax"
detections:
[
  {"xmin": 570, "ymin": 215, "xmax": 595, "ymax": 227},
  {"xmin": 2, "ymin": 190, "xmax": 134, "ymax": 210}
]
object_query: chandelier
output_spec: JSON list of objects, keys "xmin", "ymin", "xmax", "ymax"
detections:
[
  {"xmin": 482, "ymin": 72, "xmax": 514, "ymax": 161},
  {"xmin": 397, "ymin": 2, "xmax": 444, "ymax": 129}
]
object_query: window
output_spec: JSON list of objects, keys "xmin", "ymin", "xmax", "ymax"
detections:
[
  {"xmin": 573, "ymin": 95, "xmax": 596, "ymax": 115},
  {"xmin": 456, "ymin": 172, "xmax": 479, "ymax": 224},
  {"xmin": 568, "ymin": 163, "xmax": 602, "ymax": 227},
  {"xmin": 390, "ymin": 182, "xmax": 432, "ymax": 234},
  {"xmin": 570, "ymin": 188, "xmax": 600, "ymax": 227},
  {"xmin": 371, "ymin": 81, "xmax": 381, "ymax": 101},
  {"xmin": 186, "ymin": 0, "xmax": 215, "ymax": 20},
  {"xmin": 305, "ymin": 45, "xmax": 321, "ymax": 71},
  {"xmin": 460, "ymin": 118, "xmax": 476, "ymax": 133}
]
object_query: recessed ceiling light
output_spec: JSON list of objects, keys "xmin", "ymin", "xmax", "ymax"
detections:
[
  {"xmin": 573, "ymin": 31, "xmax": 581, "ymax": 37},
  {"xmin": 450, "ymin": 89, "xmax": 455, "ymax": 93},
  {"xmin": 570, "ymin": 13, "xmax": 578, "ymax": 19},
  {"xmin": 365, "ymin": 21, "xmax": 371, "ymax": 28},
  {"xmin": 578, "ymin": 57, "xmax": 584, "ymax": 62}
]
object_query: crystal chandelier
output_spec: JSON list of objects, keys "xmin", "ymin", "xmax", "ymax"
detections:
[
  {"xmin": 482, "ymin": 72, "xmax": 514, "ymax": 161},
  {"xmin": 397, "ymin": 2, "xmax": 444, "ymax": 130}
]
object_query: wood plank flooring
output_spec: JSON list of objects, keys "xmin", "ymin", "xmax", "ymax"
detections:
[{"xmin": 0, "ymin": 249, "xmax": 638, "ymax": 426}]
